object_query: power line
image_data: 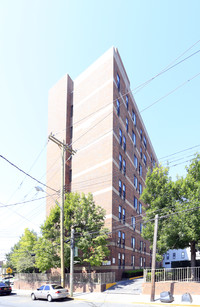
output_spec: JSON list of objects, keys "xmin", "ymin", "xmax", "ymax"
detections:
[
  {"xmin": 0, "ymin": 193, "xmax": 58, "ymax": 208},
  {"xmin": 0, "ymin": 154, "xmax": 57, "ymax": 193},
  {"xmin": 159, "ymin": 144, "xmax": 200, "ymax": 160},
  {"xmin": 53, "ymin": 44, "xmax": 200, "ymax": 139},
  {"xmin": 140, "ymin": 72, "xmax": 200, "ymax": 113}
]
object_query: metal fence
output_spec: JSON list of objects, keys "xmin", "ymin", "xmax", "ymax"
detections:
[
  {"xmin": 144, "ymin": 267, "xmax": 200, "ymax": 283},
  {"xmin": 15, "ymin": 272, "xmax": 115, "ymax": 285}
]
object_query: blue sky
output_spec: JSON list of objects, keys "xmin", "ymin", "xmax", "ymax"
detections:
[{"xmin": 0, "ymin": 0, "xmax": 200, "ymax": 260}]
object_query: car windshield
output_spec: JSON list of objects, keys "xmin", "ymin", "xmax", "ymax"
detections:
[
  {"xmin": 51, "ymin": 285, "xmax": 63, "ymax": 289},
  {"xmin": 0, "ymin": 283, "xmax": 6, "ymax": 286}
]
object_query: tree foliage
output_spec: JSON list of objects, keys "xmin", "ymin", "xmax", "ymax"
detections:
[
  {"xmin": 141, "ymin": 154, "xmax": 200, "ymax": 267},
  {"xmin": 7, "ymin": 228, "xmax": 37, "ymax": 272},
  {"xmin": 7, "ymin": 193, "xmax": 110, "ymax": 273},
  {"xmin": 35, "ymin": 192, "xmax": 110, "ymax": 272}
]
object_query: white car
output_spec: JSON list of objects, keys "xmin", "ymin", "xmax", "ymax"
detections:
[{"xmin": 31, "ymin": 284, "xmax": 69, "ymax": 302}]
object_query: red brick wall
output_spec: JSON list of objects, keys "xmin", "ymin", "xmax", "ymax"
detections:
[{"xmin": 142, "ymin": 281, "xmax": 200, "ymax": 295}]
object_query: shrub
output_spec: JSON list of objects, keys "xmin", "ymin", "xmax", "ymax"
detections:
[{"xmin": 122, "ymin": 269, "xmax": 143, "ymax": 279}]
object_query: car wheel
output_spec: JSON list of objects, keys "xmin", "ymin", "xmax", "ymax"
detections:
[
  {"xmin": 31, "ymin": 293, "xmax": 36, "ymax": 300},
  {"xmin": 47, "ymin": 295, "xmax": 53, "ymax": 302}
]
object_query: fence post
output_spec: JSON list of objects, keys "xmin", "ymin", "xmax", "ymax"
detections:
[
  {"xmin": 164, "ymin": 268, "xmax": 165, "ymax": 282},
  {"xmin": 143, "ymin": 269, "xmax": 146, "ymax": 282},
  {"xmin": 187, "ymin": 267, "xmax": 189, "ymax": 282}
]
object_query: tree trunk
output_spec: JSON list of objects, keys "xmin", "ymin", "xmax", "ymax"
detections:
[{"xmin": 190, "ymin": 241, "xmax": 196, "ymax": 281}]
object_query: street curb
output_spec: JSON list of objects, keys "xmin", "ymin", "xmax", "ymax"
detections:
[
  {"xmin": 70, "ymin": 296, "xmax": 200, "ymax": 306},
  {"xmin": 129, "ymin": 276, "xmax": 143, "ymax": 280}
]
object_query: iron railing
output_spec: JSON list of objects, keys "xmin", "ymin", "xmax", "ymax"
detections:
[{"xmin": 144, "ymin": 267, "xmax": 200, "ymax": 283}]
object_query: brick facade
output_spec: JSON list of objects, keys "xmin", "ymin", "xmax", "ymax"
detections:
[{"xmin": 47, "ymin": 47, "xmax": 158, "ymax": 280}]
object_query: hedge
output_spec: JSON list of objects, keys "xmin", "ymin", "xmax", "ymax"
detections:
[{"xmin": 122, "ymin": 269, "xmax": 143, "ymax": 279}]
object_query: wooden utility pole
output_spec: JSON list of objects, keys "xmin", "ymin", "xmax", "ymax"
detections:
[
  {"xmin": 150, "ymin": 214, "xmax": 159, "ymax": 302},
  {"xmin": 70, "ymin": 226, "xmax": 75, "ymax": 297},
  {"xmin": 48, "ymin": 133, "xmax": 76, "ymax": 288}
]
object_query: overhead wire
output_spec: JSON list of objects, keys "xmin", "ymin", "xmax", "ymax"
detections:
[
  {"xmin": 139, "ymin": 72, "xmax": 200, "ymax": 113},
  {"xmin": 0, "ymin": 154, "xmax": 57, "ymax": 193},
  {"xmin": 2, "ymin": 41, "xmax": 200, "ymax": 258},
  {"xmin": 53, "ymin": 42, "xmax": 200, "ymax": 138}
]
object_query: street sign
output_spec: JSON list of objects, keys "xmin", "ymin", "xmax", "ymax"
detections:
[{"xmin": 6, "ymin": 267, "xmax": 12, "ymax": 274}]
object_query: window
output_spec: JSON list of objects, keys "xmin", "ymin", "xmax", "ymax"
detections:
[
  {"xmin": 139, "ymin": 202, "xmax": 142, "ymax": 214},
  {"xmin": 140, "ymin": 257, "xmax": 143, "ymax": 267},
  {"xmin": 139, "ymin": 163, "xmax": 142, "ymax": 176},
  {"xmin": 140, "ymin": 147, "xmax": 142, "ymax": 159},
  {"xmin": 118, "ymin": 253, "xmax": 121, "ymax": 267},
  {"xmin": 126, "ymin": 95, "xmax": 129, "ymax": 110},
  {"xmin": 140, "ymin": 223, "xmax": 143, "ymax": 234},
  {"xmin": 71, "ymin": 105, "xmax": 73, "ymax": 117},
  {"xmin": 139, "ymin": 183, "xmax": 142, "ymax": 195},
  {"xmin": 140, "ymin": 241, "xmax": 143, "ymax": 252},
  {"xmin": 123, "ymin": 159, "xmax": 126, "ymax": 175},
  {"xmin": 166, "ymin": 252, "xmax": 170, "ymax": 260},
  {"xmin": 118, "ymin": 231, "xmax": 121, "ymax": 247},
  {"xmin": 131, "ymin": 237, "xmax": 135, "ymax": 250},
  {"xmin": 119, "ymin": 129, "xmax": 122, "ymax": 145},
  {"xmin": 117, "ymin": 99, "xmax": 120, "ymax": 116},
  {"xmin": 122, "ymin": 253, "xmax": 125, "ymax": 267},
  {"xmin": 134, "ymin": 175, "xmax": 138, "ymax": 189},
  {"xmin": 140, "ymin": 129, "xmax": 143, "ymax": 140},
  {"xmin": 123, "ymin": 136, "xmax": 126, "ymax": 151},
  {"xmin": 119, "ymin": 205, "xmax": 122, "ymax": 220},
  {"xmin": 39, "ymin": 286, "xmax": 44, "ymax": 290},
  {"xmin": 131, "ymin": 255, "xmax": 135, "ymax": 267},
  {"xmin": 70, "ymin": 126, "xmax": 73, "ymax": 139},
  {"xmin": 144, "ymin": 257, "xmax": 146, "ymax": 268},
  {"xmin": 122, "ymin": 232, "xmax": 125, "ymax": 248},
  {"xmin": 69, "ymin": 169, "xmax": 72, "ymax": 183},
  {"xmin": 131, "ymin": 216, "xmax": 136, "ymax": 230},
  {"xmin": 144, "ymin": 243, "xmax": 146, "ymax": 253},
  {"xmin": 119, "ymin": 153, "xmax": 122, "ymax": 170},
  {"xmin": 132, "ymin": 110, "xmax": 136, "ymax": 126},
  {"xmin": 132, "ymin": 130, "xmax": 136, "ymax": 146},
  {"xmin": 119, "ymin": 180, "xmax": 122, "ymax": 197},
  {"xmin": 173, "ymin": 252, "xmax": 176, "ymax": 259},
  {"xmin": 117, "ymin": 74, "xmax": 120, "ymax": 91},
  {"xmin": 143, "ymin": 136, "xmax": 147, "ymax": 149},
  {"xmin": 122, "ymin": 184, "xmax": 126, "ymax": 200},
  {"xmin": 134, "ymin": 196, "xmax": 138, "ymax": 209},
  {"xmin": 181, "ymin": 252, "xmax": 185, "ymax": 259},
  {"xmin": 143, "ymin": 154, "xmax": 147, "ymax": 166},
  {"xmin": 44, "ymin": 285, "xmax": 50, "ymax": 290},
  {"xmin": 134, "ymin": 154, "xmax": 138, "ymax": 169},
  {"xmin": 122, "ymin": 208, "xmax": 125, "ymax": 224},
  {"xmin": 126, "ymin": 117, "xmax": 129, "ymax": 132}
]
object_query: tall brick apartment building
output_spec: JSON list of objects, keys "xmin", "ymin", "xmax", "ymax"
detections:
[{"xmin": 47, "ymin": 47, "xmax": 158, "ymax": 279}]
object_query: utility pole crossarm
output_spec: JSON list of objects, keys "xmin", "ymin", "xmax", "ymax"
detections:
[{"xmin": 48, "ymin": 133, "xmax": 76, "ymax": 155}]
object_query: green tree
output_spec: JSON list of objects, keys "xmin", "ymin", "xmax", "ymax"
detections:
[
  {"xmin": 8, "ymin": 228, "xmax": 38, "ymax": 272},
  {"xmin": 35, "ymin": 192, "xmax": 110, "ymax": 272},
  {"xmin": 141, "ymin": 155, "xmax": 200, "ymax": 275}
]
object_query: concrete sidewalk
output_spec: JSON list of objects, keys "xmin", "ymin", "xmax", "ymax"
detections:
[{"xmin": 12, "ymin": 289, "xmax": 200, "ymax": 306}]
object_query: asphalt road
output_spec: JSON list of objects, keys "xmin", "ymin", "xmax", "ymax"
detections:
[
  {"xmin": 105, "ymin": 277, "xmax": 143, "ymax": 294},
  {"xmin": 0, "ymin": 294, "xmax": 158, "ymax": 307}
]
